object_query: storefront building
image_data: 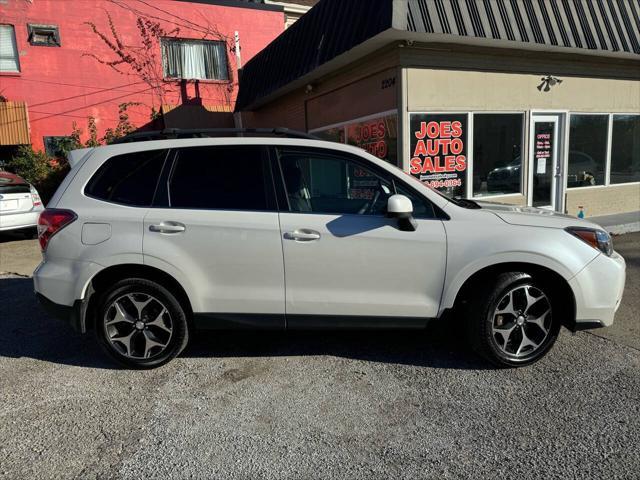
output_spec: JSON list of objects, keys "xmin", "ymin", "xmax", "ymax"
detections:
[{"xmin": 235, "ymin": 0, "xmax": 640, "ymax": 218}]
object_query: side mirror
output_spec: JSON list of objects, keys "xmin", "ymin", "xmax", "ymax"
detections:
[{"xmin": 386, "ymin": 194, "xmax": 417, "ymax": 232}]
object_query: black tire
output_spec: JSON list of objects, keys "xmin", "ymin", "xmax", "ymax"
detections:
[
  {"xmin": 466, "ymin": 272, "xmax": 561, "ymax": 367},
  {"xmin": 94, "ymin": 278, "xmax": 189, "ymax": 369}
]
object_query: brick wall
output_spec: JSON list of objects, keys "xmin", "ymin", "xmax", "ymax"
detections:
[{"xmin": 0, "ymin": 0, "xmax": 283, "ymax": 150}]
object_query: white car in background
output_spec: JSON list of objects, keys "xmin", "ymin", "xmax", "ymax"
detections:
[
  {"xmin": 32, "ymin": 130, "xmax": 626, "ymax": 369},
  {"xmin": 0, "ymin": 171, "xmax": 44, "ymax": 236}
]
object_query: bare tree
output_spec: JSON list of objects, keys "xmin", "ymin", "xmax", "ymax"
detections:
[{"xmin": 84, "ymin": 1, "xmax": 237, "ymax": 112}]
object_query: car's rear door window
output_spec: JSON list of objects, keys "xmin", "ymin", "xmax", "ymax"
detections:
[
  {"xmin": 168, "ymin": 146, "xmax": 273, "ymax": 211},
  {"xmin": 85, "ymin": 149, "xmax": 168, "ymax": 206}
]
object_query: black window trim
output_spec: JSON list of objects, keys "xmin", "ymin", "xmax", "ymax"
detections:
[
  {"xmin": 271, "ymin": 145, "xmax": 447, "ymax": 220},
  {"xmin": 84, "ymin": 149, "xmax": 171, "ymax": 208},
  {"xmin": 27, "ymin": 23, "xmax": 61, "ymax": 47},
  {"xmin": 160, "ymin": 144, "xmax": 278, "ymax": 213},
  {"xmin": 161, "ymin": 37, "xmax": 230, "ymax": 82}
]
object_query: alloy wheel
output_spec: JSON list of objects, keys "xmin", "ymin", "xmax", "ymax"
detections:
[
  {"xmin": 491, "ymin": 285, "xmax": 552, "ymax": 358},
  {"xmin": 103, "ymin": 293, "xmax": 173, "ymax": 359}
]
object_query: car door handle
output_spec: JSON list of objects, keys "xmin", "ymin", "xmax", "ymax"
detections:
[
  {"xmin": 284, "ymin": 229, "xmax": 321, "ymax": 242},
  {"xmin": 149, "ymin": 222, "xmax": 186, "ymax": 234}
]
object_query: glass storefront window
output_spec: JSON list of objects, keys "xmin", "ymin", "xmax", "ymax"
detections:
[
  {"xmin": 610, "ymin": 115, "xmax": 640, "ymax": 185},
  {"xmin": 472, "ymin": 114, "xmax": 523, "ymax": 197},
  {"xmin": 409, "ymin": 113, "xmax": 468, "ymax": 198},
  {"xmin": 312, "ymin": 113, "xmax": 398, "ymax": 166},
  {"xmin": 567, "ymin": 115, "xmax": 608, "ymax": 188}
]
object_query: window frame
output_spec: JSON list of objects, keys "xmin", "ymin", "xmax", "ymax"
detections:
[
  {"xmin": 159, "ymin": 145, "xmax": 278, "ymax": 212},
  {"xmin": 160, "ymin": 37, "xmax": 230, "ymax": 82},
  {"xmin": 564, "ymin": 113, "xmax": 610, "ymax": 189},
  {"xmin": 270, "ymin": 145, "xmax": 441, "ymax": 220},
  {"xmin": 470, "ymin": 112, "xmax": 527, "ymax": 199},
  {"xmin": 566, "ymin": 112, "xmax": 640, "ymax": 190},
  {"xmin": 408, "ymin": 110, "xmax": 528, "ymax": 201},
  {"xmin": 27, "ymin": 24, "xmax": 61, "ymax": 47},
  {"xmin": 0, "ymin": 24, "xmax": 20, "ymax": 73}
]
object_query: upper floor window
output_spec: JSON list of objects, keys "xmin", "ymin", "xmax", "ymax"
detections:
[
  {"xmin": 28, "ymin": 24, "xmax": 61, "ymax": 47},
  {"xmin": 0, "ymin": 25, "xmax": 20, "ymax": 73},
  {"xmin": 161, "ymin": 38, "xmax": 229, "ymax": 81}
]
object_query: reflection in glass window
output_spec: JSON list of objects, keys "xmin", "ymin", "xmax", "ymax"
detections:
[
  {"xmin": 473, "ymin": 114, "xmax": 523, "ymax": 197},
  {"xmin": 312, "ymin": 114, "xmax": 398, "ymax": 166},
  {"xmin": 610, "ymin": 115, "xmax": 640, "ymax": 185},
  {"xmin": 567, "ymin": 115, "xmax": 608, "ymax": 187},
  {"xmin": 278, "ymin": 148, "xmax": 391, "ymax": 215}
]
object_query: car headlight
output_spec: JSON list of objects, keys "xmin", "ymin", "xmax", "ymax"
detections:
[{"xmin": 565, "ymin": 227, "xmax": 613, "ymax": 256}]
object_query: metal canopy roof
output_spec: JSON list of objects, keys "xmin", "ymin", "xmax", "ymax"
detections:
[
  {"xmin": 406, "ymin": 0, "xmax": 640, "ymax": 53},
  {"xmin": 236, "ymin": 0, "xmax": 640, "ymax": 111}
]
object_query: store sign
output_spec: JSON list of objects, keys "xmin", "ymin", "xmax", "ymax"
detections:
[{"xmin": 409, "ymin": 113, "xmax": 467, "ymax": 197}]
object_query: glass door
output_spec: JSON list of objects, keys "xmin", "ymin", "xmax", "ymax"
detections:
[{"xmin": 530, "ymin": 115, "xmax": 561, "ymax": 209}]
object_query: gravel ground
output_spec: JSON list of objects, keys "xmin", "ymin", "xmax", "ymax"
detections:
[{"xmin": 0, "ymin": 233, "xmax": 638, "ymax": 479}]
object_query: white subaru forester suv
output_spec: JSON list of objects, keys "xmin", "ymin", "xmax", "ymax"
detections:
[{"xmin": 33, "ymin": 130, "xmax": 626, "ymax": 369}]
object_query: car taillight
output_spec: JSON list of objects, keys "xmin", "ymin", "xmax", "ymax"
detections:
[
  {"xmin": 30, "ymin": 185, "xmax": 42, "ymax": 207},
  {"xmin": 37, "ymin": 209, "xmax": 77, "ymax": 251}
]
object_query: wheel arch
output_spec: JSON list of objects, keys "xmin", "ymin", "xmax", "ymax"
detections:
[
  {"xmin": 445, "ymin": 262, "xmax": 577, "ymax": 331},
  {"xmin": 81, "ymin": 263, "xmax": 194, "ymax": 333}
]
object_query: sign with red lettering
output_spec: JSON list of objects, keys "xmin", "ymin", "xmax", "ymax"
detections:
[
  {"xmin": 315, "ymin": 114, "xmax": 398, "ymax": 199},
  {"xmin": 314, "ymin": 114, "xmax": 398, "ymax": 166},
  {"xmin": 409, "ymin": 113, "xmax": 467, "ymax": 197}
]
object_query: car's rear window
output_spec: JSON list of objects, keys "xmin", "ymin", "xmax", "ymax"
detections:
[
  {"xmin": 0, "ymin": 184, "xmax": 30, "ymax": 194},
  {"xmin": 85, "ymin": 149, "xmax": 168, "ymax": 206},
  {"xmin": 0, "ymin": 174, "xmax": 30, "ymax": 194}
]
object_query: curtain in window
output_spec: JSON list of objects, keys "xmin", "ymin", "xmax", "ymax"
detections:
[
  {"xmin": 0, "ymin": 25, "xmax": 20, "ymax": 72},
  {"xmin": 162, "ymin": 39, "xmax": 228, "ymax": 81}
]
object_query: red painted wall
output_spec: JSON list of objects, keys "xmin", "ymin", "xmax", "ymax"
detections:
[{"xmin": 0, "ymin": 0, "xmax": 283, "ymax": 151}]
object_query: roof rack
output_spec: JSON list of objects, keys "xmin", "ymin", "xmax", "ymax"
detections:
[{"xmin": 110, "ymin": 127, "xmax": 319, "ymax": 144}]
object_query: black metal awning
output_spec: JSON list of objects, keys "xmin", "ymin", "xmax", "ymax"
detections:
[
  {"xmin": 236, "ymin": 0, "xmax": 640, "ymax": 111},
  {"xmin": 406, "ymin": 0, "xmax": 640, "ymax": 53}
]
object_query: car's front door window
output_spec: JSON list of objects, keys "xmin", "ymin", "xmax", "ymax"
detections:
[
  {"xmin": 278, "ymin": 149, "xmax": 392, "ymax": 216},
  {"xmin": 277, "ymin": 147, "xmax": 437, "ymax": 219}
]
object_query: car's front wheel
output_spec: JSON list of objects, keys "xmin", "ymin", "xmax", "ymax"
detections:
[
  {"xmin": 467, "ymin": 272, "xmax": 561, "ymax": 367},
  {"xmin": 95, "ymin": 278, "xmax": 189, "ymax": 369}
]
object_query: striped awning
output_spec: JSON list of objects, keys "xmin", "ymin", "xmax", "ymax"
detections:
[
  {"xmin": 237, "ymin": 0, "xmax": 640, "ymax": 111},
  {"xmin": 406, "ymin": 0, "xmax": 640, "ymax": 55}
]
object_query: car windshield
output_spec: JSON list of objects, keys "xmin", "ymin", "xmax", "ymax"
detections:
[{"xmin": 392, "ymin": 165, "xmax": 481, "ymax": 209}]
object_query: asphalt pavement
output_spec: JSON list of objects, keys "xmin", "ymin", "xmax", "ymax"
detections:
[{"xmin": 0, "ymin": 232, "xmax": 638, "ymax": 479}]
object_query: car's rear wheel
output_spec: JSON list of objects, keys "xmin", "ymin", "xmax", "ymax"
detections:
[
  {"xmin": 95, "ymin": 278, "xmax": 189, "ymax": 369},
  {"xmin": 466, "ymin": 272, "xmax": 561, "ymax": 367}
]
